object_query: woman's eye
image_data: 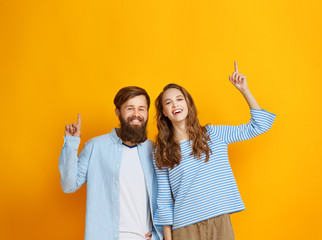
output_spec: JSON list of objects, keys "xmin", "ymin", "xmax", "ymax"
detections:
[
  {"xmin": 165, "ymin": 102, "xmax": 171, "ymax": 105},
  {"xmin": 177, "ymin": 98, "xmax": 184, "ymax": 101}
]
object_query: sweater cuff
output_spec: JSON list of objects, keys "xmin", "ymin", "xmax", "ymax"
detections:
[{"xmin": 250, "ymin": 108, "xmax": 276, "ymax": 118}]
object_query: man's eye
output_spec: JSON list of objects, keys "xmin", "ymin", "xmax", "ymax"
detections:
[
  {"xmin": 139, "ymin": 108, "xmax": 145, "ymax": 111},
  {"xmin": 128, "ymin": 108, "xmax": 133, "ymax": 110}
]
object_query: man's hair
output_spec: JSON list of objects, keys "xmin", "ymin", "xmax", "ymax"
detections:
[{"xmin": 114, "ymin": 86, "xmax": 150, "ymax": 110}]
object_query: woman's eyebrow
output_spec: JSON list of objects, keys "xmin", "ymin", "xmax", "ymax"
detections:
[{"xmin": 164, "ymin": 95, "xmax": 184, "ymax": 103}]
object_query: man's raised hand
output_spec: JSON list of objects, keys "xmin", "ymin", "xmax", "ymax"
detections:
[{"xmin": 65, "ymin": 114, "xmax": 81, "ymax": 138}]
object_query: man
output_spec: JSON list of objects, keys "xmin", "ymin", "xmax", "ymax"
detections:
[{"xmin": 59, "ymin": 86, "xmax": 163, "ymax": 240}]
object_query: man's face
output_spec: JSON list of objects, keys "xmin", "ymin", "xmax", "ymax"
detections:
[
  {"xmin": 116, "ymin": 95, "xmax": 148, "ymax": 128},
  {"xmin": 115, "ymin": 95, "xmax": 149, "ymax": 143}
]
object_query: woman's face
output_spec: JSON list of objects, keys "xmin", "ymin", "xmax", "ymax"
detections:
[{"xmin": 162, "ymin": 88, "xmax": 188, "ymax": 123}]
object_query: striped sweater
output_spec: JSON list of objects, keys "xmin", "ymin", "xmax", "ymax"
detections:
[{"xmin": 153, "ymin": 109, "xmax": 276, "ymax": 229}]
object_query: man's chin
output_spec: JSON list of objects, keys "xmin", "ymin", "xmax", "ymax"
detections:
[
  {"xmin": 130, "ymin": 125, "xmax": 142, "ymax": 130},
  {"xmin": 129, "ymin": 122, "xmax": 143, "ymax": 128},
  {"xmin": 119, "ymin": 118, "xmax": 148, "ymax": 144}
]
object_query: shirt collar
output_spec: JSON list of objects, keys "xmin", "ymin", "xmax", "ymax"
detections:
[{"xmin": 110, "ymin": 128, "xmax": 122, "ymax": 144}]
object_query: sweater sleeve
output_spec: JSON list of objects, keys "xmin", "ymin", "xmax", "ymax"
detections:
[
  {"xmin": 208, "ymin": 109, "xmax": 276, "ymax": 145},
  {"xmin": 153, "ymin": 155, "xmax": 174, "ymax": 226},
  {"xmin": 58, "ymin": 136, "xmax": 92, "ymax": 193}
]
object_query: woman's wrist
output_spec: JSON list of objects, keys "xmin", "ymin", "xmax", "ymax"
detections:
[{"xmin": 240, "ymin": 87, "xmax": 250, "ymax": 95}]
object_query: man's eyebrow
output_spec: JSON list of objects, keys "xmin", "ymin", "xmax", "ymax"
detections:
[{"xmin": 125, "ymin": 104, "xmax": 147, "ymax": 108}]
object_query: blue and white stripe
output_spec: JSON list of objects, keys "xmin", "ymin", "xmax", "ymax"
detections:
[{"xmin": 153, "ymin": 109, "xmax": 276, "ymax": 229}]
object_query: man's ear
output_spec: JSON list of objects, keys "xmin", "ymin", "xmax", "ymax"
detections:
[{"xmin": 115, "ymin": 108, "xmax": 120, "ymax": 118}]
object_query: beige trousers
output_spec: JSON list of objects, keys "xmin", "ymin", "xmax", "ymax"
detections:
[{"xmin": 172, "ymin": 214, "xmax": 235, "ymax": 240}]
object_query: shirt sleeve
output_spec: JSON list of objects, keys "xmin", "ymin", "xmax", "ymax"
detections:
[
  {"xmin": 208, "ymin": 109, "xmax": 276, "ymax": 145},
  {"xmin": 58, "ymin": 136, "xmax": 92, "ymax": 193},
  {"xmin": 152, "ymin": 155, "xmax": 174, "ymax": 226}
]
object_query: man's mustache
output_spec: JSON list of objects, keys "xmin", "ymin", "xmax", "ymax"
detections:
[{"xmin": 128, "ymin": 116, "xmax": 144, "ymax": 122}]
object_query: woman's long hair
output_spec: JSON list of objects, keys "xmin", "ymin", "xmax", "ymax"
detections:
[{"xmin": 154, "ymin": 84, "xmax": 211, "ymax": 170}]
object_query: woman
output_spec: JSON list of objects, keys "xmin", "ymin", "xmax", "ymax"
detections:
[{"xmin": 153, "ymin": 62, "xmax": 276, "ymax": 240}]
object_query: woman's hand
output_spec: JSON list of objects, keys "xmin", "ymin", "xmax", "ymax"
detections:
[
  {"xmin": 229, "ymin": 61, "xmax": 248, "ymax": 92},
  {"xmin": 228, "ymin": 61, "xmax": 261, "ymax": 109},
  {"xmin": 65, "ymin": 114, "xmax": 81, "ymax": 138}
]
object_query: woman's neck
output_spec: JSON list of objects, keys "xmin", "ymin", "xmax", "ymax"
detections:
[{"xmin": 172, "ymin": 120, "xmax": 189, "ymax": 143}]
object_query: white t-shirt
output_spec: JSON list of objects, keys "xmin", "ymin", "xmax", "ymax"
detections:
[{"xmin": 119, "ymin": 144, "xmax": 152, "ymax": 240}]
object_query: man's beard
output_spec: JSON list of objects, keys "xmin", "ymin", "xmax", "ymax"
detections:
[{"xmin": 118, "ymin": 115, "xmax": 148, "ymax": 144}]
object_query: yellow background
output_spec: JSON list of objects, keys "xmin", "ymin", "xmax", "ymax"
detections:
[{"xmin": 1, "ymin": 0, "xmax": 321, "ymax": 239}]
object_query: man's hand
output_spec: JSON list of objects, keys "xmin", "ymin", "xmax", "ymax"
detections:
[
  {"xmin": 229, "ymin": 61, "xmax": 248, "ymax": 92},
  {"xmin": 145, "ymin": 231, "xmax": 152, "ymax": 239},
  {"xmin": 65, "ymin": 114, "xmax": 81, "ymax": 138}
]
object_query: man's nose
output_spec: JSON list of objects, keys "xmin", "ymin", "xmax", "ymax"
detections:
[{"xmin": 133, "ymin": 109, "xmax": 139, "ymax": 116}]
